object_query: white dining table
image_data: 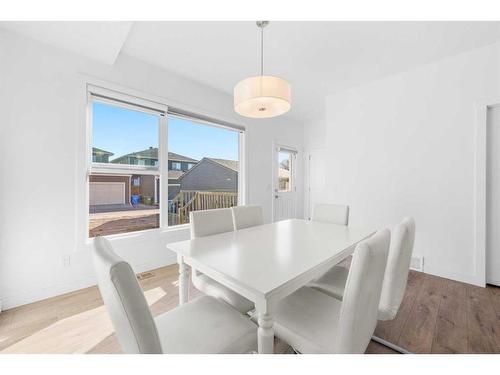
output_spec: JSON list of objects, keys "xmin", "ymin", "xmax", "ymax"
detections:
[{"xmin": 166, "ymin": 218, "xmax": 375, "ymax": 354}]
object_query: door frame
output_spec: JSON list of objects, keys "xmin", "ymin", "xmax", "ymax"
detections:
[
  {"xmin": 474, "ymin": 98, "xmax": 500, "ymax": 287},
  {"xmin": 272, "ymin": 142, "xmax": 298, "ymax": 222}
]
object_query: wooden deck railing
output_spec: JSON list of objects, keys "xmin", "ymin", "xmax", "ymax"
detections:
[{"xmin": 170, "ymin": 190, "xmax": 238, "ymax": 224}]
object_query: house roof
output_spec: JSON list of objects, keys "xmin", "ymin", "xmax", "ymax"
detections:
[
  {"xmin": 169, "ymin": 151, "xmax": 198, "ymax": 163},
  {"xmin": 92, "ymin": 147, "xmax": 114, "ymax": 156},
  {"xmin": 280, "ymin": 159, "xmax": 290, "ymax": 169},
  {"xmin": 206, "ymin": 158, "xmax": 239, "ymax": 172},
  {"xmin": 111, "ymin": 147, "xmax": 198, "ymax": 163},
  {"xmin": 168, "ymin": 170, "xmax": 185, "ymax": 180},
  {"xmin": 179, "ymin": 157, "xmax": 239, "ymax": 181}
]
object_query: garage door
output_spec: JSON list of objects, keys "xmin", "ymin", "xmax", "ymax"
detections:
[{"xmin": 89, "ymin": 182, "xmax": 126, "ymax": 205}]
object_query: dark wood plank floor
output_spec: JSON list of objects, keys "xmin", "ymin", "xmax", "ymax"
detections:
[
  {"xmin": 370, "ymin": 270, "xmax": 500, "ymax": 354},
  {"xmin": 1, "ymin": 264, "xmax": 500, "ymax": 354}
]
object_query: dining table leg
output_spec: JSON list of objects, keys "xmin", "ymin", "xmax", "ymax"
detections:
[
  {"xmin": 177, "ymin": 255, "xmax": 189, "ymax": 305},
  {"xmin": 256, "ymin": 308, "xmax": 275, "ymax": 354}
]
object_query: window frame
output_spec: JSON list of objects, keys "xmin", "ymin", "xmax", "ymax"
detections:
[
  {"xmin": 87, "ymin": 86, "xmax": 168, "ymax": 238},
  {"xmin": 85, "ymin": 84, "xmax": 246, "ymax": 241}
]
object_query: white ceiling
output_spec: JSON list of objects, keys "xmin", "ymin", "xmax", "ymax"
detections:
[
  {"xmin": 2, "ymin": 21, "xmax": 500, "ymax": 121},
  {"xmin": 0, "ymin": 21, "xmax": 133, "ymax": 65}
]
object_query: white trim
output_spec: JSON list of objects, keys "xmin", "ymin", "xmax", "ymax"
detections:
[
  {"xmin": 169, "ymin": 111, "xmax": 245, "ymax": 133},
  {"xmin": 238, "ymin": 131, "xmax": 247, "ymax": 206},
  {"xmin": 0, "ymin": 247, "xmax": 179, "ymax": 310},
  {"xmin": 91, "ymin": 163, "xmax": 159, "ymax": 175},
  {"xmin": 474, "ymin": 98, "xmax": 500, "ymax": 287},
  {"xmin": 159, "ymin": 113, "xmax": 169, "ymax": 228},
  {"xmin": 88, "ymin": 84, "xmax": 168, "ymax": 115},
  {"xmin": 80, "ymin": 73, "xmax": 245, "ymax": 129}
]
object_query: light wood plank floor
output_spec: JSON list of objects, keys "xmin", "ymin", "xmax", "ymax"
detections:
[{"xmin": 1, "ymin": 264, "xmax": 499, "ymax": 354}]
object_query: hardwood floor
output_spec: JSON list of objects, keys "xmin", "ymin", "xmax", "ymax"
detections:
[{"xmin": 1, "ymin": 264, "xmax": 499, "ymax": 354}]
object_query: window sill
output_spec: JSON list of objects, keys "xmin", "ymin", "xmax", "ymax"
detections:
[{"xmin": 85, "ymin": 224, "xmax": 190, "ymax": 245}]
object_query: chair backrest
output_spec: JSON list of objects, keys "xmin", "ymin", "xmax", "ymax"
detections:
[
  {"xmin": 335, "ymin": 229, "xmax": 390, "ymax": 353},
  {"xmin": 189, "ymin": 208, "xmax": 234, "ymax": 238},
  {"xmin": 92, "ymin": 236, "xmax": 162, "ymax": 354},
  {"xmin": 231, "ymin": 205, "xmax": 264, "ymax": 230},
  {"xmin": 378, "ymin": 217, "xmax": 416, "ymax": 321},
  {"xmin": 312, "ymin": 203, "xmax": 349, "ymax": 225}
]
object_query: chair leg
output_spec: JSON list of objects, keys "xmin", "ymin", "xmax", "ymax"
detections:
[{"xmin": 371, "ymin": 335, "xmax": 412, "ymax": 354}]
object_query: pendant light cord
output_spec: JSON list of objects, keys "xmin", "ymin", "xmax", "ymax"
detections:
[{"xmin": 261, "ymin": 25, "xmax": 264, "ymax": 76}]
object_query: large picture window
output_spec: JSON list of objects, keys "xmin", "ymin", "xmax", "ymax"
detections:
[
  {"xmin": 88, "ymin": 88, "xmax": 243, "ymax": 237},
  {"xmin": 167, "ymin": 115, "xmax": 240, "ymax": 226}
]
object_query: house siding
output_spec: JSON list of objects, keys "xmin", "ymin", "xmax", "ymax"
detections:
[
  {"xmin": 168, "ymin": 184, "xmax": 181, "ymax": 200},
  {"xmin": 180, "ymin": 160, "xmax": 238, "ymax": 192}
]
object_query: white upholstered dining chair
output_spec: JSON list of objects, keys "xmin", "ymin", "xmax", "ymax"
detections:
[
  {"xmin": 93, "ymin": 236, "xmax": 257, "ymax": 354},
  {"xmin": 231, "ymin": 205, "xmax": 264, "ymax": 230},
  {"xmin": 189, "ymin": 208, "xmax": 255, "ymax": 313},
  {"xmin": 308, "ymin": 217, "xmax": 416, "ymax": 353},
  {"xmin": 269, "ymin": 229, "xmax": 390, "ymax": 353},
  {"xmin": 312, "ymin": 203, "xmax": 349, "ymax": 225}
]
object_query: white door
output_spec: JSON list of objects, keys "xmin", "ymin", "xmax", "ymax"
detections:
[
  {"xmin": 306, "ymin": 148, "xmax": 328, "ymax": 220},
  {"xmin": 273, "ymin": 146, "xmax": 297, "ymax": 221},
  {"xmin": 487, "ymin": 104, "xmax": 500, "ymax": 286},
  {"xmin": 89, "ymin": 182, "xmax": 126, "ymax": 205}
]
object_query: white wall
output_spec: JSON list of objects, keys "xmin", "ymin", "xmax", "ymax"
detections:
[
  {"xmin": 304, "ymin": 42, "xmax": 500, "ymax": 286},
  {"xmin": 0, "ymin": 30, "xmax": 304, "ymax": 309}
]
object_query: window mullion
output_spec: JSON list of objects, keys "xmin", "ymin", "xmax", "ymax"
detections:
[{"xmin": 159, "ymin": 113, "xmax": 169, "ymax": 228}]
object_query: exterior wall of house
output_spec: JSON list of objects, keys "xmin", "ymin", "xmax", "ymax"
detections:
[
  {"xmin": 92, "ymin": 155, "xmax": 110, "ymax": 163},
  {"xmin": 130, "ymin": 175, "xmax": 159, "ymax": 204},
  {"xmin": 180, "ymin": 161, "xmax": 238, "ymax": 192},
  {"xmin": 115, "ymin": 156, "xmax": 157, "ymax": 166},
  {"xmin": 168, "ymin": 184, "xmax": 181, "ymax": 200},
  {"xmin": 89, "ymin": 175, "xmax": 130, "ymax": 204}
]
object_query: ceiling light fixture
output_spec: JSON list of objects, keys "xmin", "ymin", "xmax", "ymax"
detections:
[{"xmin": 234, "ymin": 21, "xmax": 291, "ymax": 119}]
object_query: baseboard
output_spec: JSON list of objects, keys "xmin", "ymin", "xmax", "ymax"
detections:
[
  {"xmin": 410, "ymin": 254, "xmax": 424, "ymax": 272},
  {"xmin": 423, "ymin": 266, "xmax": 484, "ymax": 287},
  {"xmin": 1, "ymin": 276, "xmax": 98, "ymax": 311},
  {"xmin": 1, "ymin": 255, "xmax": 178, "ymax": 310}
]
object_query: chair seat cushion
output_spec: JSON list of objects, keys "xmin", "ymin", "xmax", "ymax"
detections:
[
  {"xmin": 271, "ymin": 287, "xmax": 342, "ymax": 354},
  {"xmin": 192, "ymin": 272, "xmax": 255, "ymax": 313},
  {"xmin": 155, "ymin": 296, "xmax": 257, "ymax": 354},
  {"xmin": 307, "ymin": 265, "xmax": 349, "ymax": 300}
]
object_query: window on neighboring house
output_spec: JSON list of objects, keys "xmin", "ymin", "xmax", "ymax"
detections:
[{"xmin": 87, "ymin": 86, "xmax": 244, "ymax": 237}]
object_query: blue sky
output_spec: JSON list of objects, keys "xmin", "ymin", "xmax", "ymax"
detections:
[{"xmin": 92, "ymin": 101, "xmax": 239, "ymax": 161}]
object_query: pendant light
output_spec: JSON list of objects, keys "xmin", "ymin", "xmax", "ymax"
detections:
[{"xmin": 234, "ymin": 21, "xmax": 291, "ymax": 118}]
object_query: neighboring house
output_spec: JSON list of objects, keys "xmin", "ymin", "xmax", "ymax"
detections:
[
  {"xmin": 165, "ymin": 151, "xmax": 198, "ymax": 200},
  {"xmin": 92, "ymin": 147, "xmax": 114, "ymax": 163},
  {"xmin": 279, "ymin": 158, "xmax": 291, "ymax": 190},
  {"xmin": 89, "ymin": 148, "xmax": 198, "ymax": 206},
  {"xmin": 111, "ymin": 146, "xmax": 159, "ymax": 167},
  {"xmin": 279, "ymin": 168, "xmax": 291, "ymax": 190},
  {"xmin": 179, "ymin": 158, "xmax": 238, "ymax": 192}
]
